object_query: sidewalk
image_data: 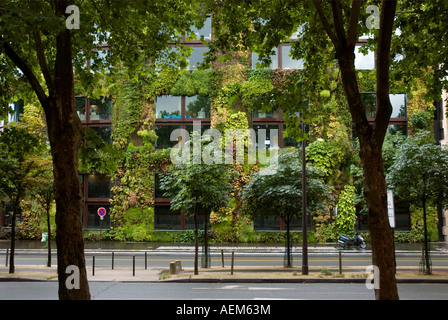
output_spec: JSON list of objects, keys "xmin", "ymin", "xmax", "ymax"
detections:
[{"xmin": 1, "ymin": 263, "xmax": 448, "ymax": 284}]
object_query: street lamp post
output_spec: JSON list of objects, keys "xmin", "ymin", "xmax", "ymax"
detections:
[{"xmin": 301, "ymin": 120, "xmax": 308, "ymax": 275}]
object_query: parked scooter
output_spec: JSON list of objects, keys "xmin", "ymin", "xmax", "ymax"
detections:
[{"xmin": 338, "ymin": 233, "xmax": 366, "ymax": 249}]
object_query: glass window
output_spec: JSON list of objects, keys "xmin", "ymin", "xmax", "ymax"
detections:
[
  {"xmin": 185, "ymin": 124, "xmax": 210, "ymax": 137},
  {"xmin": 154, "ymin": 206, "xmax": 181, "ymax": 230},
  {"xmin": 281, "ymin": 45, "xmax": 304, "ymax": 69},
  {"xmin": 154, "ymin": 173, "xmax": 169, "ymax": 198},
  {"xmin": 91, "ymin": 126, "xmax": 112, "ymax": 144},
  {"xmin": 87, "ymin": 204, "xmax": 110, "ymax": 229},
  {"xmin": 185, "ymin": 208, "xmax": 210, "ymax": 230},
  {"xmin": 252, "ymin": 109, "xmax": 279, "ymax": 119},
  {"xmin": 155, "ymin": 95, "xmax": 182, "ymax": 119},
  {"xmin": 253, "ymin": 215, "xmax": 281, "ymax": 231},
  {"xmin": 390, "ymin": 93, "xmax": 407, "ymax": 118},
  {"xmin": 76, "ymin": 97, "xmax": 86, "ymax": 121},
  {"xmin": 252, "ymin": 48, "xmax": 278, "ymax": 69},
  {"xmin": 186, "ymin": 95, "xmax": 211, "ymax": 119},
  {"xmin": 253, "ymin": 124, "xmax": 279, "ymax": 149},
  {"xmin": 388, "ymin": 124, "xmax": 407, "ymax": 136},
  {"xmin": 87, "ymin": 174, "xmax": 111, "ymax": 198},
  {"xmin": 361, "ymin": 93, "xmax": 407, "ymax": 119},
  {"xmin": 89, "ymin": 97, "xmax": 112, "ymax": 121},
  {"xmin": 155, "ymin": 124, "xmax": 181, "ymax": 149},
  {"xmin": 361, "ymin": 93, "xmax": 376, "ymax": 118},
  {"xmin": 190, "ymin": 16, "xmax": 212, "ymax": 41},
  {"xmin": 355, "ymin": 47, "xmax": 375, "ymax": 70},
  {"xmin": 187, "ymin": 46, "xmax": 209, "ymax": 70}
]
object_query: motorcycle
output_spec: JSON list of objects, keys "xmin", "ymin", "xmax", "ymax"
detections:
[{"xmin": 338, "ymin": 233, "xmax": 366, "ymax": 249}]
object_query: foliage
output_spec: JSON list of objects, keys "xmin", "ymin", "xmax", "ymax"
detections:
[
  {"xmin": 242, "ymin": 148, "xmax": 333, "ymax": 266},
  {"xmin": 335, "ymin": 185, "xmax": 357, "ymax": 236},
  {"xmin": 387, "ymin": 131, "xmax": 448, "ymax": 208}
]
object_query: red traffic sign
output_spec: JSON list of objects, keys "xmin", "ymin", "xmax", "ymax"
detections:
[{"xmin": 97, "ymin": 207, "xmax": 107, "ymax": 217}]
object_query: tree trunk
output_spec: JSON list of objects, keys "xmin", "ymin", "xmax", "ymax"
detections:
[
  {"xmin": 203, "ymin": 209, "xmax": 209, "ymax": 268},
  {"xmin": 194, "ymin": 203, "xmax": 199, "ymax": 275},
  {"xmin": 422, "ymin": 197, "xmax": 431, "ymax": 275},
  {"xmin": 40, "ymin": 0, "xmax": 90, "ymax": 300},
  {"xmin": 8, "ymin": 198, "xmax": 20, "ymax": 274},
  {"xmin": 46, "ymin": 205, "xmax": 51, "ymax": 268},
  {"xmin": 285, "ymin": 221, "xmax": 291, "ymax": 268},
  {"xmin": 360, "ymin": 142, "xmax": 398, "ymax": 299}
]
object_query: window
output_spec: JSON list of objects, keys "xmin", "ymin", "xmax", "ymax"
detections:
[
  {"xmin": 186, "ymin": 95, "xmax": 211, "ymax": 119},
  {"xmin": 361, "ymin": 93, "xmax": 407, "ymax": 119},
  {"xmin": 187, "ymin": 46, "xmax": 209, "ymax": 70},
  {"xmin": 190, "ymin": 16, "xmax": 212, "ymax": 41},
  {"xmin": 155, "ymin": 124, "xmax": 182, "ymax": 149},
  {"xmin": 390, "ymin": 93, "xmax": 407, "ymax": 118},
  {"xmin": 281, "ymin": 45, "xmax": 304, "ymax": 70},
  {"xmin": 76, "ymin": 97, "xmax": 87, "ymax": 121},
  {"xmin": 253, "ymin": 124, "xmax": 279, "ymax": 149},
  {"xmin": 155, "ymin": 95, "xmax": 182, "ymax": 119},
  {"xmin": 355, "ymin": 46, "xmax": 375, "ymax": 70},
  {"xmin": 253, "ymin": 215, "xmax": 281, "ymax": 231},
  {"xmin": 252, "ymin": 109, "xmax": 279, "ymax": 119},
  {"xmin": 252, "ymin": 49, "xmax": 278, "ymax": 69},
  {"xmin": 91, "ymin": 126, "xmax": 112, "ymax": 144},
  {"xmin": 89, "ymin": 97, "xmax": 112, "ymax": 121},
  {"xmin": 86, "ymin": 204, "xmax": 111, "ymax": 229},
  {"xmin": 154, "ymin": 206, "xmax": 181, "ymax": 230},
  {"xmin": 87, "ymin": 174, "xmax": 111, "ymax": 198}
]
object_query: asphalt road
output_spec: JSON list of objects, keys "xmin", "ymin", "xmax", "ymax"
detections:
[
  {"xmin": 1, "ymin": 281, "xmax": 447, "ymax": 300},
  {"xmin": 6, "ymin": 250, "xmax": 448, "ymax": 273}
]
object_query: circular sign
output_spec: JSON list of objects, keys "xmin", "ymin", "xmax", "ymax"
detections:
[{"xmin": 97, "ymin": 207, "xmax": 107, "ymax": 217}]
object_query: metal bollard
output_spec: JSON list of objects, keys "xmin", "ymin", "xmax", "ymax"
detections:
[
  {"xmin": 92, "ymin": 256, "xmax": 95, "ymax": 276},
  {"xmin": 111, "ymin": 251, "xmax": 114, "ymax": 270},
  {"xmin": 145, "ymin": 251, "xmax": 147, "ymax": 270},
  {"xmin": 221, "ymin": 250, "xmax": 224, "ymax": 268},
  {"xmin": 338, "ymin": 251, "xmax": 342, "ymax": 274},
  {"xmin": 230, "ymin": 251, "xmax": 235, "ymax": 275},
  {"xmin": 132, "ymin": 256, "xmax": 135, "ymax": 276}
]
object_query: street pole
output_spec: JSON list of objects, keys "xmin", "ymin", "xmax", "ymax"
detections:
[{"xmin": 301, "ymin": 120, "xmax": 308, "ymax": 275}]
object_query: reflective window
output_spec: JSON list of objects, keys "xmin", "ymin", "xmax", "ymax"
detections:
[
  {"xmin": 91, "ymin": 126, "xmax": 112, "ymax": 144},
  {"xmin": 281, "ymin": 45, "xmax": 304, "ymax": 69},
  {"xmin": 187, "ymin": 46, "xmax": 209, "ymax": 70},
  {"xmin": 355, "ymin": 47, "xmax": 375, "ymax": 70},
  {"xmin": 154, "ymin": 206, "xmax": 181, "ymax": 230},
  {"xmin": 186, "ymin": 95, "xmax": 211, "ymax": 119},
  {"xmin": 87, "ymin": 174, "xmax": 111, "ymax": 198},
  {"xmin": 190, "ymin": 16, "xmax": 212, "ymax": 41},
  {"xmin": 253, "ymin": 109, "xmax": 278, "ymax": 119},
  {"xmin": 390, "ymin": 93, "xmax": 407, "ymax": 118},
  {"xmin": 253, "ymin": 215, "xmax": 280, "ymax": 231},
  {"xmin": 253, "ymin": 124, "xmax": 279, "ymax": 149},
  {"xmin": 155, "ymin": 95, "xmax": 182, "ymax": 119},
  {"xmin": 361, "ymin": 93, "xmax": 407, "ymax": 119},
  {"xmin": 155, "ymin": 125, "xmax": 182, "ymax": 149},
  {"xmin": 76, "ymin": 97, "xmax": 86, "ymax": 121},
  {"xmin": 87, "ymin": 204, "xmax": 110, "ymax": 229},
  {"xmin": 252, "ymin": 48, "xmax": 278, "ymax": 69},
  {"xmin": 89, "ymin": 97, "xmax": 112, "ymax": 121}
]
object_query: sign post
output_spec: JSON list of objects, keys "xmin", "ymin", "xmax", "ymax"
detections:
[{"xmin": 97, "ymin": 207, "xmax": 107, "ymax": 249}]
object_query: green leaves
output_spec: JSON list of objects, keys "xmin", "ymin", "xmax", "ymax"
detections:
[
  {"xmin": 242, "ymin": 148, "xmax": 333, "ymax": 225},
  {"xmin": 386, "ymin": 130, "xmax": 448, "ymax": 207}
]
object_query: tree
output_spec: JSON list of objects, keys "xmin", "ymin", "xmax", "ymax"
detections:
[
  {"xmin": 1, "ymin": 0, "xmax": 205, "ymax": 299},
  {"xmin": 207, "ymin": 0, "xmax": 399, "ymax": 299},
  {"xmin": 160, "ymin": 134, "xmax": 233, "ymax": 275},
  {"xmin": 0, "ymin": 121, "xmax": 47, "ymax": 273},
  {"xmin": 386, "ymin": 131, "xmax": 448, "ymax": 274},
  {"xmin": 30, "ymin": 157, "xmax": 55, "ymax": 267},
  {"xmin": 242, "ymin": 149, "xmax": 333, "ymax": 267}
]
